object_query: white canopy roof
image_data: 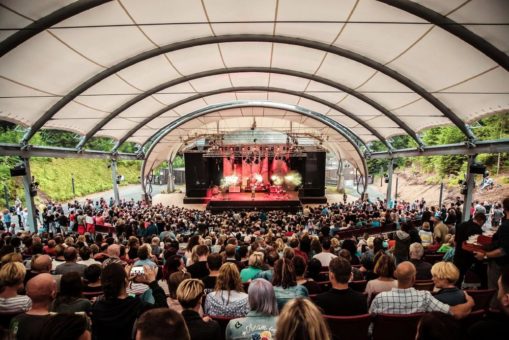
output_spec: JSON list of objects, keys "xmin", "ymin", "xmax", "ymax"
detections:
[{"xmin": 0, "ymin": 0, "xmax": 508, "ymax": 178}]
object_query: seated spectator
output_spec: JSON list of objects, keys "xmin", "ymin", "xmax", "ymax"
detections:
[
  {"xmin": 91, "ymin": 263, "xmax": 167, "ymax": 339},
  {"xmin": 272, "ymin": 258, "xmax": 308, "ymax": 310},
  {"xmin": 365, "ymin": 253, "xmax": 397, "ymax": 301},
  {"xmin": 416, "ymin": 312, "xmax": 461, "ymax": 340},
  {"xmin": 394, "ymin": 224, "xmax": 412, "ymax": 264},
  {"xmin": 202, "ymin": 253, "xmax": 222, "ymax": 291},
  {"xmin": 77, "ymin": 246, "xmax": 100, "ymax": 267},
  {"xmin": 293, "ymin": 255, "xmax": 321, "ymax": 295},
  {"xmin": 51, "ymin": 245, "xmax": 66, "ymax": 271},
  {"xmin": 83, "ymin": 264, "xmax": 102, "ymax": 292},
  {"xmin": 254, "ymin": 249, "xmax": 279, "ymax": 282},
  {"xmin": 51, "ymin": 272, "xmax": 91, "ymax": 313},
  {"xmin": 186, "ymin": 245, "xmax": 210, "ymax": 279},
  {"xmin": 226, "ymin": 278, "xmax": 278, "ymax": 340},
  {"xmin": 167, "ymin": 271, "xmax": 194, "ymax": 313},
  {"xmin": 240, "ymin": 252, "xmax": 264, "ymax": 283},
  {"xmin": 134, "ymin": 244, "xmax": 157, "ymax": 268},
  {"xmin": 467, "ymin": 268, "xmax": 509, "ymax": 340},
  {"xmin": 290, "ymin": 238, "xmax": 308, "ymax": 263},
  {"xmin": 177, "ymin": 279, "xmax": 221, "ymax": 340},
  {"xmin": 151, "ymin": 237, "xmax": 162, "ymax": 258},
  {"xmin": 419, "ymin": 222, "xmax": 433, "ymax": 248},
  {"xmin": 432, "ymin": 262, "xmax": 466, "ymax": 306},
  {"xmin": 0, "ymin": 262, "xmax": 32, "ymax": 314},
  {"xmin": 314, "ymin": 257, "xmax": 368, "ymax": 316},
  {"xmin": 135, "ymin": 308, "xmax": 191, "ymax": 340},
  {"xmin": 306, "ymin": 258, "xmax": 325, "ymax": 282},
  {"xmin": 312, "ymin": 238, "xmax": 337, "ymax": 267},
  {"xmin": 10, "ymin": 274, "xmax": 57, "ymax": 340},
  {"xmin": 55, "ymin": 247, "xmax": 86, "ymax": 277},
  {"xmin": 277, "ymin": 298, "xmax": 330, "ymax": 340},
  {"xmin": 224, "ymin": 244, "xmax": 244, "ymax": 271},
  {"xmin": 163, "ymin": 254, "xmax": 185, "ymax": 282},
  {"xmin": 340, "ymin": 239, "xmax": 361, "ymax": 265},
  {"xmin": 42, "ymin": 240, "xmax": 57, "ymax": 257},
  {"xmin": 409, "ymin": 242, "xmax": 432, "ymax": 280},
  {"xmin": 370, "ymin": 261, "xmax": 474, "ymax": 318},
  {"xmin": 39, "ymin": 313, "xmax": 90, "ymax": 340},
  {"xmin": 338, "ymin": 249, "xmax": 363, "ymax": 280},
  {"xmin": 204, "ymin": 263, "xmax": 249, "ymax": 317}
]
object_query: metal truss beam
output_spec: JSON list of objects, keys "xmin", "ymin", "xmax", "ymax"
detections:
[
  {"xmin": 112, "ymin": 85, "xmax": 392, "ymax": 151},
  {"xmin": 379, "ymin": 0, "xmax": 509, "ymax": 72},
  {"xmin": 0, "ymin": 143, "xmax": 138, "ymax": 160},
  {"xmin": 23, "ymin": 35, "xmax": 472, "ymax": 144},
  {"xmin": 140, "ymin": 101, "xmax": 370, "ymax": 192},
  {"xmin": 0, "ymin": 0, "xmax": 111, "ymax": 58},
  {"xmin": 368, "ymin": 139, "xmax": 509, "ymax": 159},
  {"xmin": 79, "ymin": 67, "xmax": 408, "ymax": 150}
]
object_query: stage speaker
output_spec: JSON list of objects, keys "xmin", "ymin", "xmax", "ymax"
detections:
[
  {"xmin": 469, "ymin": 163, "xmax": 486, "ymax": 174},
  {"xmin": 301, "ymin": 152, "xmax": 326, "ymax": 197},
  {"xmin": 10, "ymin": 164, "xmax": 26, "ymax": 177},
  {"xmin": 184, "ymin": 152, "xmax": 209, "ymax": 191}
]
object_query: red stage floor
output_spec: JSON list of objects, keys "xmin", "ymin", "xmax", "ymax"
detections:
[{"xmin": 209, "ymin": 191, "xmax": 299, "ymax": 201}]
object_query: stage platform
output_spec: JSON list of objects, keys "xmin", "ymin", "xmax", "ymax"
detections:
[{"xmin": 205, "ymin": 192, "xmax": 302, "ymax": 212}]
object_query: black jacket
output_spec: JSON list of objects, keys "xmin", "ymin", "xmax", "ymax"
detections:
[{"xmin": 181, "ymin": 309, "xmax": 221, "ymax": 340}]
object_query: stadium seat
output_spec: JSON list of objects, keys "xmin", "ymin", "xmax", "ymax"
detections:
[
  {"xmin": 413, "ymin": 280, "xmax": 435, "ymax": 291},
  {"xmin": 324, "ymin": 314, "xmax": 372, "ymax": 340},
  {"xmin": 465, "ymin": 289, "xmax": 497, "ymax": 311},
  {"xmin": 372, "ymin": 313, "xmax": 425, "ymax": 340},
  {"xmin": 349, "ymin": 280, "xmax": 368, "ymax": 292}
]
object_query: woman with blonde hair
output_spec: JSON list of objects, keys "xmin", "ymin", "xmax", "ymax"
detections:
[
  {"xmin": 240, "ymin": 252, "xmax": 265, "ymax": 282},
  {"xmin": 0, "ymin": 261, "xmax": 32, "ymax": 314},
  {"xmin": 431, "ymin": 262, "xmax": 466, "ymax": 306},
  {"xmin": 204, "ymin": 262, "xmax": 249, "ymax": 317},
  {"xmin": 275, "ymin": 238, "xmax": 285, "ymax": 257},
  {"xmin": 276, "ymin": 298, "xmax": 330, "ymax": 340}
]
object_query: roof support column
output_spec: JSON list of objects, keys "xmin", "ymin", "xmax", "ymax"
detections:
[
  {"xmin": 110, "ymin": 159, "xmax": 120, "ymax": 205},
  {"xmin": 21, "ymin": 158, "xmax": 38, "ymax": 233},
  {"xmin": 167, "ymin": 159, "xmax": 175, "ymax": 193},
  {"xmin": 336, "ymin": 158, "xmax": 344, "ymax": 193},
  {"xmin": 463, "ymin": 154, "xmax": 477, "ymax": 222},
  {"xmin": 386, "ymin": 159, "xmax": 395, "ymax": 209}
]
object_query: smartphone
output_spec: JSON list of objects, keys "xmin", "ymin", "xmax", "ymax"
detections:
[{"xmin": 131, "ymin": 266, "xmax": 145, "ymax": 276}]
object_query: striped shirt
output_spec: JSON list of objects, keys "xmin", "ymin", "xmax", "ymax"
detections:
[
  {"xmin": 370, "ymin": 288, "xmax": 450, "ymax": 315},
  {"xmin": 0, "ymin": 295, "xmax": 32, "ymax": 314}
]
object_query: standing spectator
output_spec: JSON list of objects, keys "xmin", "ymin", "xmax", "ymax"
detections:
[
  {"xmin": 433, "ymin": 216, "xmax": 449, "ymax": 244},
  {"xmin": 0, "ymin": 262, "xmax": 32, "ymax": 314},
  {"xmin": 409, "ymin": 243, "xmax": 432, "ymax": 280},
  {"xmin": 314, "ymin": 257, "xmax": 367, "ymax": 316},
  {"xmin": 474, "ymin": 197, "xmax": 509, "ymax": 307},
  {"xmin": 272, "ymin": 258, "xmax": 308, "ymax": 310},
  {"xmin": 393, "ymin": 224, "xmax": 412, "ymax": 264},
  {"xmin": 276, "ymin": 298, "xmax": 330, "ymax": 340},
  {"xmin": 454, "ymin": 213, "xmax": 486, "ymax": 288},
  {"xmin": 204, "ymin": 263, "xmax": 249, "ymax": 317},
  {"xmin": 177, "ymin": 279, "xmax": 221, "ymax": 340},
  {"xmin": 226, "ymin": 279, "xmax": 278, "ymax": 340},
  {"xmin": 312, "ymin": 239, "xmax": 337, "ymax": 267},
  {"xmin": 55, "ymin": 247, "xmax": 86, "ymax": 277},
  {"xmin": 432, "ymin": 262, "xmax": 466, "ymax": 306}
]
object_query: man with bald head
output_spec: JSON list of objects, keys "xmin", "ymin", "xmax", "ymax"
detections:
[
  {"xmin": 102, "ymin": 244, "xmax": 126, "ymax": 267},
  {"xmin": 370, "ymin": 261, "xmax": 475, "ymax": 319},
  {"xmin": 54, "ymin": 246, "xmax": 86, "ymax": 276},
  {"xmin": 10, "ymin": 274, "xmax": 57, "ymax": 340}
]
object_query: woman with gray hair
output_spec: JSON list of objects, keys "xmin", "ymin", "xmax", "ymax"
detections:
[{"xmin": 225, "ymin": 278, "xmax": 278, "ymax": 340}]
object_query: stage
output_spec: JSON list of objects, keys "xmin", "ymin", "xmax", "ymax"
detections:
[{"xmin": 206, "ymin": 191, "xmax": 302, "ymax": 212}]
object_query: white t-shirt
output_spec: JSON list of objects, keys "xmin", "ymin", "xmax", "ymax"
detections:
[{"xmin": 313, "ymin": 252, "xmax": 337, "ymax": 267}]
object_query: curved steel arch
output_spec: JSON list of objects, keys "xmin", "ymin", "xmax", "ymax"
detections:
[
  {"xmin": 111, "ymin": 86, "xmax": 386, "ymax": 152},
  {"xmin": 78, "ymin": 67, "xmax": 407, "ymax": 150},
  {"xmin": 140, "ymin": 101, "xmax": 369, "ymax": 196},
  {"xmin": 379, "ymin": 0, "xmax": 509, "ymax": 72},
  {"xmin": 22, "ymin": 34, "xmax": 475, "ymax": 145},
  {"xmin": 0, "ymin": 0, "xmax": 112, "ymax": 58}
]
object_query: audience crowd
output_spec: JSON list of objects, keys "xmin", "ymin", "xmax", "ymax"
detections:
[{"xmin": 0, "ymin": 195, "xmax": 508, "ymax": 340}]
